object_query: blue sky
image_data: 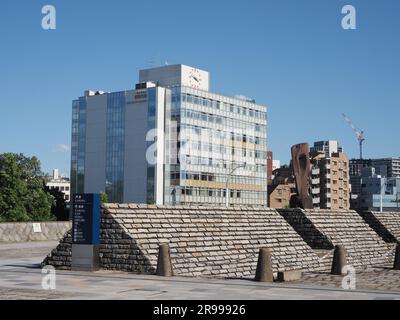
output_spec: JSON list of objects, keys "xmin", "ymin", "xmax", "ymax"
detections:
[{"xmin": 1, "ymin": 0, "xmax": 399, "ymax": 176}]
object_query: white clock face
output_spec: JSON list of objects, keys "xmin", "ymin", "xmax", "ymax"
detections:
[{"xmin": 188, "ymin": 68, "xmax": 202, "ymax": 89}]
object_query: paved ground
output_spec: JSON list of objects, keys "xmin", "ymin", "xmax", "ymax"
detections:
[{"xmin": 1, "ymin": 241, "xmax": 400, "ymax": 300}]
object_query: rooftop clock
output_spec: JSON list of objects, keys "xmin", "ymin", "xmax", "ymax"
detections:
[{"xmin": 188, "ymin": 68, "xmax": 202, "ymax": 89}]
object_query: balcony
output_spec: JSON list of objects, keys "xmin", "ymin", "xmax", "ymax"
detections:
[
  {"xmin": 312, "ymin": 178, "xmax": 320, "ymax": 184},
  {"xmin": 325, "ymin": 164, "xmax": 331, "ymax": 169},
  {"xmin": 312, "ymin": 168, "xmax": 320, "ymax": 175},
  {"xmin": 312, "ymin": 198, "xmax": 320, "ymax": 204},
  {"xmin": 312, "ymin": 188, "xmax": 320, "ymax": 194}
]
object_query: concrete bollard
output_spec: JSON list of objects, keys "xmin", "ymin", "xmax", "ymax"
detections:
[
  {"xmin": 156, "ymin": 243, "xmax": 173, "ymax": 276},
  {"xmin": 331, "ymin": 245, "xmax": 347, "ymax": 275},
  {"xmin": 254, "ymin": 247, "xmax": 273, "ymax": 282},
  {"xmin": 394, "ymin": 244, "xmax": 400, "ymax": 270}
]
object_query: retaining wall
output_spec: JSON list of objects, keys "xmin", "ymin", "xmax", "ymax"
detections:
[{"xmin": 0, "ymin": 221, "xmax": 71, "ymax": 243}]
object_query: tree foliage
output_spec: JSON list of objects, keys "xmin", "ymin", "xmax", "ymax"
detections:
[
  {"xmin": 45, "ymin": 186, "xmax": 69, "ymax": 221},
  {"xmin": 100, "ymin": 192, "xmax": 108, "ymax": 204},
  {"xmin": 0, "ymin": 153, "xmax": 55, "ymax": 222}
]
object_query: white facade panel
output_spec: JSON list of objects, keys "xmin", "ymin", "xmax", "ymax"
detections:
[{"xmin": 123, "ymin": 91, "xmax": 149, "ymax": 203}]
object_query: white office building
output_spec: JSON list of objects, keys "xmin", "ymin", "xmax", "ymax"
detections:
[
  {"xmin": 46, "ymin": 169, "xmax": 71, "ymax": 202},
  {"xmin": 71, "ymin": 65, "xmax": 268, "ymax": 206}
]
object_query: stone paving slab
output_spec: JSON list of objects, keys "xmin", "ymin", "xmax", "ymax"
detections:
[
  {"xmin": 1, "ymin": 267, "xmax": 400, "ymax": 300},
  {"xmin": 2, "ymin": 241, "xmax": 400, "ymax": 300},
  {"xmin": 293, "ymin": 268, "xmax": 400, "ymax": 292}
]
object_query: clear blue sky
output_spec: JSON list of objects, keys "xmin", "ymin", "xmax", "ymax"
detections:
[{"xmin": 1, "ymin": 0, "xmax": 399, "ymax": 176}]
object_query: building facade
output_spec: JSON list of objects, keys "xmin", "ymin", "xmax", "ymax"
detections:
[
  {"xmin": 310, "ymin": 141, "xmax": 350, "ymax": 210},
  {"xmin": 71, "ymin": 64, "xmax": 268, "ymax": 206},
  {"xmin": 359, "ymin": 167, "xmax": 400, "ymax": 211},
  {"xmin": 268, "ymin": 165, "xmax": 296, "ymax": 208},
  {"xmin": 46, "ymin": 169, "xmax": 71, "ymax": 202},
  {"xmin": 310, "ymin": 140, "xmax": 343, "ymax": 158},
  {"xmin": 349, "ymin": 158, "xmax": 372, "ymax": 209},
  {"xmin": 267, "ymin": 151, "xmax": 273, "ymax": 186},
  {"xmin": 370, "ymin": 158, "xmax": 400, "ymax": 178}
]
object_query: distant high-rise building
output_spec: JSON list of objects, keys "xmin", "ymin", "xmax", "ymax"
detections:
[
  {"xmin": 70, "ymin": 64, "xmax": 268, "ymax": 206},
  {"xmin": 349, "ymin": 158, "xmax": 372, "ymax": 209},
  {"xmin": 310, "ymin": 140, "xmax": 343, "ymax": 158},
  {"xmin": 268, "ymin": 165, "xmax": 296, "ymax": 208},
  {"xmin": 359, "ymin": 167, "xmax": 400, "ymax": 211},
  {"xmin": 310, "ymin": 144, "xmax": 350, "ymax": 210},
  {"xmin": 370, "ymin": 158, "xmax": 400, "ymax": 178},
  {"xmin": 46, "ymin": 169, "xmax": 71, "ymax": 202},
  {"xmin": 272, "ymin": 160, "xmax": 281, "ymax": 171}
]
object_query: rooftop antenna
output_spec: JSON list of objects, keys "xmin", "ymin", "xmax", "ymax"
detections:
[{"xmin": 341, "ymin": 113, "xmax": 366, "ymax": 160}]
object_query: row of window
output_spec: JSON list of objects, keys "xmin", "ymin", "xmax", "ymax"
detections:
[
  {"xmin": 181, "ymin": 141, "xmax": 267, "ymax": 159},
  {"xmin": 175, "ymin": 94, "xmax": 266, "ymax": 121},
  {"xmin": 180, "ymin": 155, "xmax": 266, "ymax": 173},
  {"xmin": 172, "ymin": 186, "xmax": 268, "ymax": 201},
  {"xmin": 181, "ymin": 108, "xmax": 266, "ymax": 134},
  {"xmin": 49, "ymin": 186, "xmax": 70, "ymax": 201},
  {"xmin": 105, "ymin": 93, "xmax": 126, "ymax": 203},
  {"xmin": 170, "ymin": 171, "xmax": 266, "ymax": 186},
  {"xmin": 49, "ymin": 185, "xmax": 70, "ymax": 192},
  {"xmin": 180, "ymin": 124, "xmax": 267, "ymax": 147}
]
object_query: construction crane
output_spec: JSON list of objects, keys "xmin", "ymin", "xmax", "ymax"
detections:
[{"xmin": 341, "ymin": 113, "xmax": 365, "ymax": 159}]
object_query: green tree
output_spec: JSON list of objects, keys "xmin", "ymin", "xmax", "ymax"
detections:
[
  {"xmin": 100, "ymin": 192, "xmax": 108, "ymax": 204},
  {"xmin": 45, "ymin": 186, "xmax": 69, "ymax": 221},
  {"xmin": 0, "ymin": 153, "xmax": 55, "ymax": 222}
]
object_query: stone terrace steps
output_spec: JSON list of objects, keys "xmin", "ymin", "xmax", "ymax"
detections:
[
  {"xmin": 359, "ymin": 211, "xmax": 400, "ymax": 244},
  {"xmin": 43, "ymin": 205, "xmax": 326, "ymax": 278},
  {"xmin": 42, "ymin": 231, "xmax": 71, "ymax": 269},
  {"xmin": 100, "ymin": 205, "xmax": 324, "ymax": 278},
  {"xmin": 278, "ymin": 209, "xmax": 395, "ymax": 270}
]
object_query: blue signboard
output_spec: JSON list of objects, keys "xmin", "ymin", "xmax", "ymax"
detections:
[{"xmin": 72, "ymin": 193, "xmax": 100, "ymax": 245}]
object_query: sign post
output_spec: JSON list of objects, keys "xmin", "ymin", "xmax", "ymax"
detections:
[{"xmin": 71, "ymin": 193, "xmax": 101, "ymax": 271}]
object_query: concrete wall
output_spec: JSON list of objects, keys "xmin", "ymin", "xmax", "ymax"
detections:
[{"xmin": 0, "ymin": 222, "xmax": 71, "ymax": 243}]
